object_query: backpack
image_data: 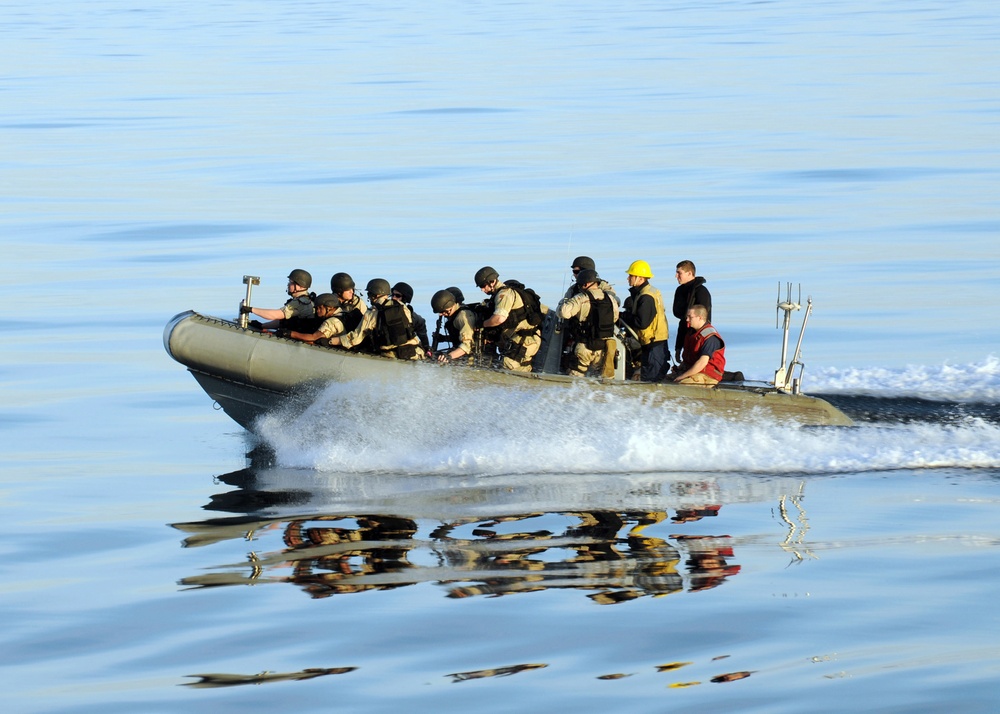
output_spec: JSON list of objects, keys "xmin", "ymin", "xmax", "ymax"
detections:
[
  {"xmin": 373, "ymin": 301, "xmax": 416, "ymax": 348},
  {"xmin": 503, "ymin": 279, "xmax": 543, "ymax": 328}
]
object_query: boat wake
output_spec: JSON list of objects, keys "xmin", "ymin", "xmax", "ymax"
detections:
[
  {"xmin": 807, "ymin": 355, "xmax": 1000, "ymax": 401},
  {"xmin": 809, "ymin": 355, "xmax": 1000, "ymax": 425},
  {"xmin": 254, "ymin": 360, "xmax": 1000, "ymax": 476}
]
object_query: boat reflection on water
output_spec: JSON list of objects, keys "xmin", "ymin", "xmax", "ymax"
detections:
[
  {"xmin": 172, "ymin": 466, "xmax": 810, "ymax": 604},
  {"xmin": 183, "ymin": 666, "xmax": 357, "ymax": 689}
]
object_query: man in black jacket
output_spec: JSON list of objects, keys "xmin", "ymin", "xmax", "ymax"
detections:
[{"xmin": 672, "ymin": 260, "xmax": 712, "ymax": 364}]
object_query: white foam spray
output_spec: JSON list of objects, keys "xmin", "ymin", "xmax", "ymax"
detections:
[
  {"xmin": 807, "ymin": 355, "xmax": 1000, "ymax": 402},
  {"xmin": 255, "ymin": 364, "xmax": 1000, "ymax": 475}
]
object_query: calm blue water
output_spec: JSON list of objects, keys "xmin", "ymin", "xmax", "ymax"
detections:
[{"xmin": 3, "ymin": 1, "xmax": 1000, "ymax": 711}]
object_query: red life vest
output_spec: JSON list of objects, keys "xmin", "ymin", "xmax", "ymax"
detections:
[{"xmin": 683, "ymin": 323, "xmax": 726, "ymax": 381}]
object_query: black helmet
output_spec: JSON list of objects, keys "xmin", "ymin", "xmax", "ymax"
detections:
[
  {"xmin": 474, "ymin": 266, "xmax": 499, "ymax": 288},
  {"xmin": 431, "ymin": 289, "xmax": 457, "ymax": 313},
  {"xmin": 330, "ymin": 272, "xmax": 355, "ymax": 293},
  {"xmin": 571, "ymin": 256, "xmax": 596, "ymax": 272},
  {"xmin": 576, "ymin": 269, "xmax": 599, "ymax": 288},
  {"xmin": 366, "ymin": 278, "xmax": 390, "ymax": 297},
  {"xmin": 314, "ymin": 293, "xmax": 341, "ymax": 309},
  {"xmin": 391, "ymin": 282, "xmax": 414, "ymax": 303},
  {"xmin": 288, "ymin": 269, "xmax": 312, "ymax": 289},
  {"xmin": 446, "ymin": 286, "xmax": 465, "ymax": 304}
]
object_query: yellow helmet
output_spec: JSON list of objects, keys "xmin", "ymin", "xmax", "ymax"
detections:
[{"xmin": 626, "ymin": 260, "xmax": 654, "ymax": 278}]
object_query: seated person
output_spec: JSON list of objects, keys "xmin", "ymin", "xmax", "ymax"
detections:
[
  {"xmin": 330, "ymin": 272, "xmax": 367, "ymax": 332},
  {"xmin": 326, "ymin": 279, "xmax": 425, "ymax": 360},
  {"xmin": 242, "ymin": 269, "xmax": 315, "ymax": 330},
  {"xmin": 672, "ymin": 304, "xmax": 725, "ymax": 386},
  {"xmin": 287, "ymin": 293, "xmax": 345, "ymax": 345},
  {"xmin": 430, "ymin": 289, "xmax": 480, "ymax": 363},
  {"xmin": 392, "ymin": 282, "xmax": 430, "ymax": 355}
]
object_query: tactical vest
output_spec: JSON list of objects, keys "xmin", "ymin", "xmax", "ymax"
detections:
[
  {"xmin": 576, "ymin": 292, "xmax": 616, "ymax": 349},
  {"xmin": 339, "ymin": 295, "xmax": 365, "ymax": 332},
  {"xmin": 279, "ymin": 293, "xmax": 318, "ymax": 332},
  {"xmin": 372, "ymin": 300, "xmax": 416, "ymax": 350},
  {"xmin": 490, "ymin": 282, "xmax": 542, "ymax": 340},
  {"xmin": 445, "ymin": 306, "xmax": 477, "ymax": 346}
]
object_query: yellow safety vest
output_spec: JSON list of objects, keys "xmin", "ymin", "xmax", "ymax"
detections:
[{"xmin": 635, "ymin": 283, "xmax": 669, "ymax": 345}]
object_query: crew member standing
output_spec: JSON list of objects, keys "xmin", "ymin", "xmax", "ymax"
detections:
[
  {"xmin": 556, "ymin": 269, "xmax": 619, "ymax": 377},
  {"xmin": 672, "ymin": 260, "xmax": 712, "ymax": 364},
  {"xmin": 562, "ymin": 256, "xmax": 618, "ymax": 304},
  {"xmin": 475, "ymin": 266, "xmax": 543, "ymax": 373},
  {"xmin": 621, "ymin": 259, "xmax": 670, "ymax": 382}
]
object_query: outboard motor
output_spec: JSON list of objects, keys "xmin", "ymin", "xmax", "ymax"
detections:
[{"xmin": 617, "ymin": 323, "xmax": 642, "ymax": 381}]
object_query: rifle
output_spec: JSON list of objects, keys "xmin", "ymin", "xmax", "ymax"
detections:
[{"xmin": 431, "ymin": 314, "xmax": 451, "ymax": 353}]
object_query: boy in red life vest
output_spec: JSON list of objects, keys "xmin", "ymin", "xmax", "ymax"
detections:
[{"xmin": 673, "ymin": 304, "xmax": 725, "ymax": 386}]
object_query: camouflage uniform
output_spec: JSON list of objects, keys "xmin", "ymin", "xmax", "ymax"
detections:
[
  {"xmin": 340, "ymin": 295, "xmax": 424, "ymax": 360},
  {"xmin": 337, "ymin": 293, "xmax": 367, "ymax": 331},
  {"xmin": 316, "ymin": 315, "xmax": 346, "ymax": 340},
  {"xmin": 447, "ymin": 307, "xmax": 478, "ymax": 358},
  {"xmin": 490, "ymin": 281, "xmax": 541, "ymax": 372},
  {"xmin": 557, "ymin": 286, "xmax": 619, "ymax": 377}
]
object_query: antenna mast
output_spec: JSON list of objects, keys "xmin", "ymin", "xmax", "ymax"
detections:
[{"xmin": 773, "ymin": 282, "xmax": 813, "ymax": 393}]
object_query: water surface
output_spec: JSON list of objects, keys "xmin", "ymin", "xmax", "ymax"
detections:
[{"xmin": 2, "ymin": 1, "xmax": 1000, "ymax": 712}]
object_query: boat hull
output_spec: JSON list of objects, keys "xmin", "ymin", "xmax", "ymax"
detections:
[{"xmin": 164, "ymin": 311, "xmax": 854, "ymax": 429}]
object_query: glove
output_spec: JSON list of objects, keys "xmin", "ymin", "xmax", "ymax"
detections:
[
  {"xmin": 239, "ymin": 305, "xmax": 253, "ymax": 315},
  {"xmin": 248, "ymin": 320, "xmax": 263, "ymax": 331}
]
